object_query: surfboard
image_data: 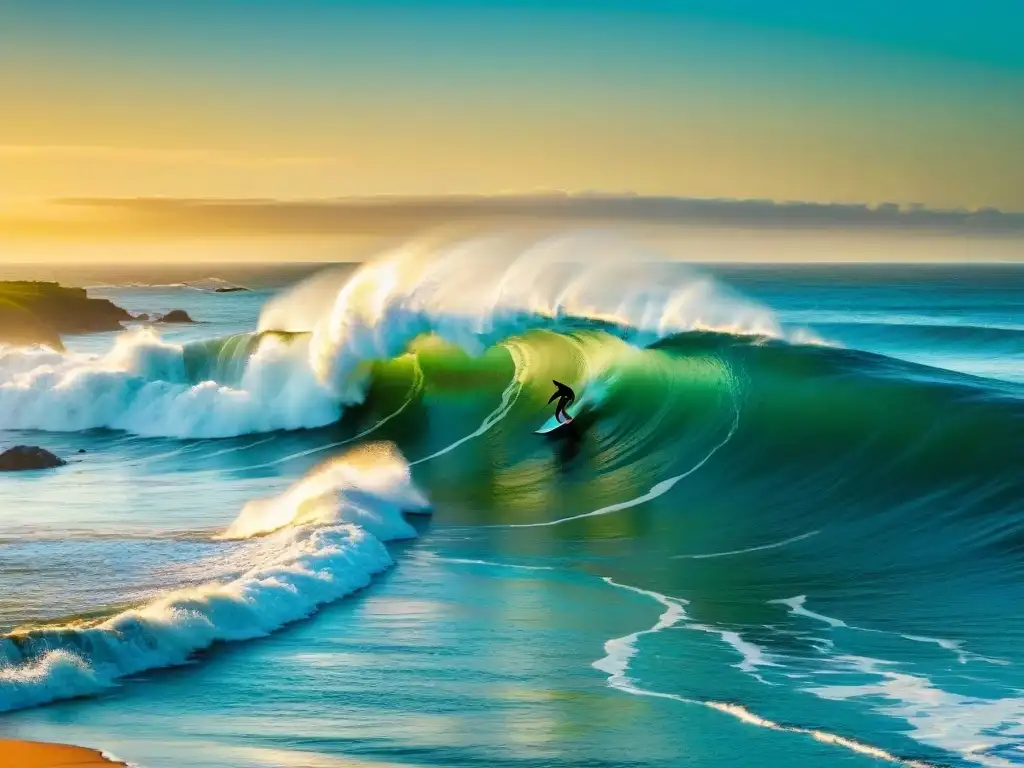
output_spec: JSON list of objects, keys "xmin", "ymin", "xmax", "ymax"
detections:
[{"xmin": 535, "ymin": 401, "xmax": 581, "ymax": 435}]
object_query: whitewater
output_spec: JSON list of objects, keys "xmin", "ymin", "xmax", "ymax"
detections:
[{"xmin": 2, "ymin": 234, "xmax": 1024, "ymax": 768}]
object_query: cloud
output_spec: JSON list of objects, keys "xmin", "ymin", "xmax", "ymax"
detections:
[
  {"xmin": 0, "ymin": 145, "xmax": 332, "ymax": 167},
  {"xmin": 2, "ymin": 194, "xmax": 1022, "ymax": 240}
]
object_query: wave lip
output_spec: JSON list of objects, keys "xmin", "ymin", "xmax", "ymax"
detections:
[{"xmin": 0, "ymin": 444, "xmax": 429, "ymax": 713}]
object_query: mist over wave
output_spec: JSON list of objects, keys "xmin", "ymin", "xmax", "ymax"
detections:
[{"xmin": 261, "ymin": 230, "xmax": 813, "ymax": 396}]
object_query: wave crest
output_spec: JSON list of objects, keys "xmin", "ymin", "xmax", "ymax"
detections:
[{"xmin": 261, "ymin": 231, "xmax": 803, "ymax": 398}]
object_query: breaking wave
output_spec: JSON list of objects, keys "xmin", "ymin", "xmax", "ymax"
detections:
[
  {"xmin": 0, "ymin": 231, "xmax": 813, "ymax": 439},
  {"xmin": 0, "ymin": 443, "xmax": 429, "ymax": 712}
]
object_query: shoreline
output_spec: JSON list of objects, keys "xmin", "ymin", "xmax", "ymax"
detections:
[{"xmin": 0, "ymin": 739, "xmax": 126, "ymax": 767}]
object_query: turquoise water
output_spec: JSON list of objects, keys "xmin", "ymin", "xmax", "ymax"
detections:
[{"xmin": 1, "ymin": 253, "xmax": 1023, "ymax": 768}]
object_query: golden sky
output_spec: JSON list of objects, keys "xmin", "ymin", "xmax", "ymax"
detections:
[{"xmin": 2, "ymin": 1, "xmax": 1022, "ymax": 249}]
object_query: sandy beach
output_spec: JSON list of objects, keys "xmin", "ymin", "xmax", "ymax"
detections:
[{"xmin": 0, "ymin": 740, "xmax": 123, "ymax": 767}]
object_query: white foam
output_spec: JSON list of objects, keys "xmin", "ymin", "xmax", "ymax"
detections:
[
  {"xmin": 897, "ymin": 633, "xmax": 1008, "ymax": 666},
  {"xmin": 596, "ymin": 577, "xmax": 936, "ymax": 768},
  {"xmin": 593, "ymin": 578, "xmax": 777, "ymax": 682},
  {"xmin": 684, "ymin": 624, "xmax": 781, "ymax": 680},
  {"xmin": 770, "ymin": 595, "xmax": 1006, "ymax": 664},
  {"xmin": 0, "ymin": 444, "xmax": 429, "ymax": 713},
  {"xmin": 807, "ymin": 655, "xmax": 1024, "ymax": 767},
  {"xmin": 100, "ymin": 750, "xmax": 142, "ymax": 768},
  {"xmin": 769, "ymin": 595, "xmax": 848, "ymax": 628},
  {"xmin": 416, "ymin": 552, "xmax": 557, "ymax": 572},
  {"xmin": 592, "ymin": 577, "xmax": 689, "ymax": 686},
  {"xmin": 675, "ymin": 531, "xmax": 820, "ymax": 560}
]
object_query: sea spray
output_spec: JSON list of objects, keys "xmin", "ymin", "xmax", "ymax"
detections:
[{"xmin": 276, "ymin": 230, "xmax": 801, "ymax": 396}]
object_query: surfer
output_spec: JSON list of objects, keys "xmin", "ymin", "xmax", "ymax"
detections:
[{"xmin": 549, "ymin": 380, "xmax": 576, "ymax": 424}]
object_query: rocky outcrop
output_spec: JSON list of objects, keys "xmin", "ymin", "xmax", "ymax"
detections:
[
  {"xmin": 0, "ymin": 282, "xmax": 132, "ymax": 349},
  {"xmin": 0, "ymin": 445, "xmax": 67, "ymax": 472},
  {"xmin": 213, "ymin": 286, "xmax": 249, "ymax": 293},
  {"xmin": 158, "ymin": 309, "xmax": 194, "ymax": 323},
  {"xmin": 0, "ymin": 299, "xmax": 64, "ymax": 349}
]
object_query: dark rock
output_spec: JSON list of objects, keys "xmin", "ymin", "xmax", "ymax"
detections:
[
  {"xmin": 0, "ymin": 445, "xmax": 67, "ymax": 472},
  {"xmin": 213, "ymin": 286, "xmax": 249, "ymax": 293},
  {"xmin": 133, "ymin": 313, "xmax": 151, "ymax": 322},
  {"xmin": 0, "ymin": 281, "xmax": 132, "ymax": 348},
  {"xmin": 158, "ymin": 309, "xmax": 194, "ymax": 323},
  {"xmin": 78, "ymin": 449, "xmax": 87, "ymax": 454}
]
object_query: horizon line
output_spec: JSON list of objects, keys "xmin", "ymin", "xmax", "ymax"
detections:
[{"xmin": 3, "ymin": 192, "xmax": 1024, "ymax": 241}]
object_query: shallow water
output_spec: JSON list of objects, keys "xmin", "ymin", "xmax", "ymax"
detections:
[{"xmin": 1, "ymin": 253, "xmax": 1023, "ymax": 768}]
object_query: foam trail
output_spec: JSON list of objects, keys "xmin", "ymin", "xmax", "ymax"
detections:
[
  {"xmin": 120, "ymin": 441, "xmax": 211, "ymax": 468},
  {"xmin": 415, "ymin": 552, "xmax": 557, "ymax": 572},
  {"xmin": 505, "ymin": 373, "xmax": 740, "ymax": 529},
  {"xmin": 771, "ymin": 595, "xmax": 1007, "ymax": 665},
  {"xmin": 592, "ymin": 577, "xmax": 689, "ymax": 688},
  {"xmin": 684, "ymin": 623, "xmax": 781, "ymax": 682},
  {"xmin": 898, "ymin": 634, "xmax": 996, "ymax": 665},
  {"xmin": 769, "ymin": 596, "xmax": 848, "ymax": 628},
  {"xmin": 101, "ymin": 751, "xmax": 140, "ymax": 768},
  {"xmin": 238, "ymin": 356, "xmax": 424, "ymax": 472},
  {"xmin": 807, "ymin": 655, "xmax": 1024, "ymax": 767},
  {"xmin": 674, "ymin": 531, "xmax": 820, "ymax": 560},
  {"xmin": 197, "ymin": 435, "xmax": 279, "ymax": 460},
  {"xmin": 596, "ymin": 578, "xmax": 936, "ymax": 768},
  {"xmin": 410, "ymin": 341, "xmax": 527, "ymax": 466},
  {"xmin": 178, "ymin": 357, "xmax": 424, "ymax": 478},
  {"xmin": 0, "ymin": 444, "xmax": 429, "ymax": 713}
]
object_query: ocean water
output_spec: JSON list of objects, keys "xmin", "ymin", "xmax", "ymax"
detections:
[{"xmin": 1, "ymin": 235, "xmax": 1023, "ymax": 768}]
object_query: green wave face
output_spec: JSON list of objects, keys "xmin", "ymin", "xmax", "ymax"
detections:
[{"xmin": 179, "ymin": 325, "xmax": 1024, "ymax": 578}]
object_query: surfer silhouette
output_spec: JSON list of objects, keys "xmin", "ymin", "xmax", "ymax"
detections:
[{"xmin": 548, "ymin": 380, "xmax": 576, "ymax": 424}]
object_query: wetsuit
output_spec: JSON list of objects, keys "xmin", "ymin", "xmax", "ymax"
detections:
[{"xmin": 549, "ymin": 380, "xmax": 576, "ymax": 423}]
